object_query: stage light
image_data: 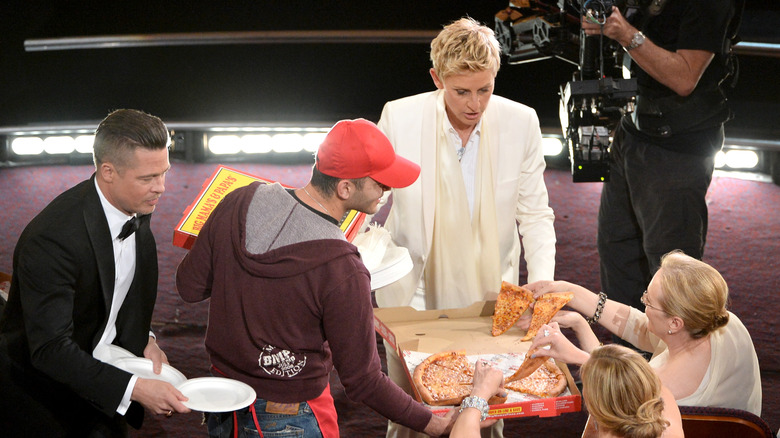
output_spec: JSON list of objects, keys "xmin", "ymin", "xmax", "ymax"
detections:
[
  {"xmin": 724, "ymin": 149, "xmax": 760, "ymax": 169},
  {"xmin": 43, "ymin": 136, "xmax": 76, "ymax": 154},
  {"xmin": 715, "ymin": 143, "xmax": 762, "ymax": 171},
  {"xmin": 240, "ymin": 134, "xmax": 273, "ymax": 154},
  {"xmin": 208, "ymin": 135, "xmax": 242, "ymax": 155},
  {"xmin": 205, "ymin": 127, "xmax": 330, "ymax": 157},
  {"xmin": 303, "ymin": 132, "xmax": 327, "ymax": 152},
  {"xmin": 74, "ymin": 135, "xmax": 95, "ymax": 153},
  {"xmin": 11, "ymin": 136, "xmax": 44, "ymax": 155},
  {"xmin": 542, "ymin": 136, "xmax": 564, "ymax": 156},
  {"xmin": 271, "ymin": 133, "xmax": 304, "ymax": 153},
  {"xmin": 8, "ymin": 132, "xmax": 95, "ymax": 160},
  {"xmin": 714, "ymin": 151, "xmax": 727, "ymax": 169}
]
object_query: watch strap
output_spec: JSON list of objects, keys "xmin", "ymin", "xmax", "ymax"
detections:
[
  {"xmin": 626, "ymin": 31, "xmax": 645, "ymax": 51},
  {"xmin": 459, "ymin": 395, "xmax": 489, "ymax": 421}
]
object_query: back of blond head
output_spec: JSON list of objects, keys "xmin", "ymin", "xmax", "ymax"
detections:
[
  {"xmin": 657, "ymin": 250, "xmax": 730, "ymax": 338},
  {"xmin": 430, "ymin": 17, "xmax": 501, "ymax": 80},
  {"xmin": 581, "ymin": 345, "xmax": 669, "ymax": 438}
]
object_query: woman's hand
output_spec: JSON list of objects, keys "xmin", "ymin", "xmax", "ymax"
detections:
[
  {"xmin": 528, "ymin": 322, "xmax": 591, "ymax": 366},
  {"xmin": 449, "ymin": 360, "xmax": 504, "ymax": 437},
  {"xmin": 471, "ymin": 359, "xmax": 506, "ymax": 401},
  {"xmin": 550, "ymin": 310, "xmax": 587, "ymax": 330},
  {"xmin": 524, "ymin": 280, "xmax": 591, "ymax": 300}
]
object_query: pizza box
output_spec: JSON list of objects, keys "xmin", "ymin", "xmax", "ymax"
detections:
[
  {"xmin": 173, "ymin": 165, "xmax": 366, "ymax": 249},
  {"xmin": 373, "ymin": 300, "xmax": 581, "ymax": 420}
]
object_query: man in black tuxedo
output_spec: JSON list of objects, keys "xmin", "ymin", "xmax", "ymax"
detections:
[{"xmin": 0, "ymin": 109, "xmax": 189, "ymax": 437}]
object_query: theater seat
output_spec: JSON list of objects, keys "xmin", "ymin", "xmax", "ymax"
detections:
[{"xmin": 679, "ymin": 405, "xmax": 773, "ymax": 438}]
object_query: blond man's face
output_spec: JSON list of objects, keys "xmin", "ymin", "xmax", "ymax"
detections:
[{"xmin": 430, "ymin": 68, "xmax": 495, "ymax": 132}]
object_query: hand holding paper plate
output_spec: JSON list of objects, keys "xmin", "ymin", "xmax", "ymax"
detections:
[
  {"xmin": 105, "ymin": 347, "xmax": 256, "ymax": 412},
  {"xmin": 177, "ymin": 377, "xmax": 257, "ymax": 412},
  {"xmin": 111, "ymin": 357, "xmax": 188, "ymax": 386}
]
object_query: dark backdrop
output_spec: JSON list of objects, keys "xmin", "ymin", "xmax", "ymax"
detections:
[{"xmin": 0, "ymin": 1, "xmax": 778, "ymax": 138}]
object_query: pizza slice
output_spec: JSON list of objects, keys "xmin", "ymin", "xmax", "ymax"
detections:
[
  {"xmin": 520, "ymin": 292, "xmax": 574, "ymax": 341},
  {"xmin": 492, "ymin": 281, "xmax": 535, "ymax": 336},
  {"xmin": 504, "ymin": 360, "xmax": 567, "ymax": 398},
  {"xmin": 504, "ymin": 346, "xmax": 547, "ymax": 383},
  {"xmin": 413, "ymin": 351, "xmax": 474, "ymax": 406}
]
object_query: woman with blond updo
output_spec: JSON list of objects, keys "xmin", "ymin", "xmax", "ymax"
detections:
[
  {"xmin": 449, "ymin": 345, "xmax": 683, "ymax": 438},
  {"xmin": 522, "ymin": 250, "xmax": 762, "ymax": 416},
  {"xmin": 580, "ymin": 345, "xmax": 683, "ymax": 438}
]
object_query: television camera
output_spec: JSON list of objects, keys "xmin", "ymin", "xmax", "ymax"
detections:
[{"xmin": 495, "ymin": 0, "xmax": 640, "ymax": 182}]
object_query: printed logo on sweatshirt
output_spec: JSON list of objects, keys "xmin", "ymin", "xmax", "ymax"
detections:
[{"xmin": 258, "ymin": 345, "xmax": 307, "ymax": 378}]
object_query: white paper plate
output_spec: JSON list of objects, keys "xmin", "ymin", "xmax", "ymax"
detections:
[
  {"xmin": 112, "ymin": 357, "xmax": 187, "ymax": 386},
  {"xmin": 370, "ymin": 246, "xmax": 413, "ymax": 290},
  {"xmin": 177, "ymin": 377, "xmax": 257, "ymax": 412},
  {"xmin": 94, "ymin": 344, "xmax": 135, "ymax": 364}
]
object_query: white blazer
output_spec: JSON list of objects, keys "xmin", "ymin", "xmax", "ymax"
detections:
[{"xmin": 375, "ymin": 90, "xmax": 556, "ymax": 308}]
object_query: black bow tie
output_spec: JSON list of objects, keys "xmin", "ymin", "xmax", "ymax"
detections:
[{"xmin": 117, "ymin": 216, "xmax": 139, "ymax": 241}]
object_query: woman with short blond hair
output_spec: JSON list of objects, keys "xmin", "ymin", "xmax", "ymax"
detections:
[{"xmin": 376, "ymin": 15, "xmax": 557, "ymax": 438}]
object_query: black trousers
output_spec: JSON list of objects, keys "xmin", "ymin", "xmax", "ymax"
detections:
[{"xmin": 597, "ymin": 124, "xmax": 722, "ymax": 310}]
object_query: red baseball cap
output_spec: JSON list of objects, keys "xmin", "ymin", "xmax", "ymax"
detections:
[{"xmin": 316, "ymin": 119, "xmax": 420, "ymax": 188}]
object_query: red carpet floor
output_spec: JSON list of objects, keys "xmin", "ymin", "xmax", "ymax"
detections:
[{"xmin": 0, "ymin": 164, "xmax": 777, "ymax": 437}]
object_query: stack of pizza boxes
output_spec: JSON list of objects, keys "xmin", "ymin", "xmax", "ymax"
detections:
[
  {"xmin": 173, "ymin": 165, "xmax": 366, "ymax": 249},
  {"xmin": 373, "ymin": 284, "xmax": 582, "ymax": 420}
]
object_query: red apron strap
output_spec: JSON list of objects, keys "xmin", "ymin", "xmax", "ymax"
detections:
[
  {"xmin": 249, "ymin": 403, "xmax": 265, "ymax": 438},
  {"xmin": 308, "ymin": 383, "xmax": 339, "ymax": 438},
  {"xmin": 213, "ymin": 365, "xmax": 332, "ymax": 438}
]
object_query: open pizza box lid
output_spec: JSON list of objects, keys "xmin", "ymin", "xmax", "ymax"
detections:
[{"xmin": 373, "ymin": 300, "xmax": 581, "ymax": 420}]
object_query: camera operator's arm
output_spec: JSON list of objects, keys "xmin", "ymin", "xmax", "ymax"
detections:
[{"xmin": 582, "ymin": 6, "xmax": 714, "ymax": 97}]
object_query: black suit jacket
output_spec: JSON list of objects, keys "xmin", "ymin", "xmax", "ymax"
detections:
[{"xmin": 0, "ymin": 175, "xmax": 158, "ymax": 435}]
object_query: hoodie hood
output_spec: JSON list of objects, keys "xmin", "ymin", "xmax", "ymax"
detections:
[{"xmin": 227, "ymin": 182, "xmax": 358, "ymax": 279}]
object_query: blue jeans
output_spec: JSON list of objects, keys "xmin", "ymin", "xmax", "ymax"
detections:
[{"xmin": 207, "ymin": 399, "xmax": 323, "ymax": 438}]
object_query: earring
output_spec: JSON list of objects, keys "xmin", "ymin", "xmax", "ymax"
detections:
[{"xmin": 667, "ymin": 329, "xmax": 672, "ymax": 335}]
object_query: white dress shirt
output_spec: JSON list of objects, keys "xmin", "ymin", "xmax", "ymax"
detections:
[
  {"xmin": 92, "ymin": 178, "xmax": 138, "ymax": 415},
  {"xmin": 445, "ymin": 117, "xmax": 482, "ymax": 218}
]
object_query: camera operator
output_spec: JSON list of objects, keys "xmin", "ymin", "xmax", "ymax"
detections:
[{"xmin": 581, "ymin": 0, "xmax": 738, "ymax": 313}]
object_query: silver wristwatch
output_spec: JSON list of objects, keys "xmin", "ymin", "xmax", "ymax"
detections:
[
  {"xmin": 459, "ymin": 396, "xmax": 489, "ymax": 421},
  {"xmin": 625, "ymin": 31, "xmax": 646, "ymax": 51}
]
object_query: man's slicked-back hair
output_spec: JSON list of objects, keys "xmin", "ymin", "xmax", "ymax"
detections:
[{"xmin": 92, "ymin": 109, "xmax": 169, "ymax": 169}]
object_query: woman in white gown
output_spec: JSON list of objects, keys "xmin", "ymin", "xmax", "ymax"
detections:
[{"xmin": 523, "ymin": 250, "xmax": 762, "ymax": 416}]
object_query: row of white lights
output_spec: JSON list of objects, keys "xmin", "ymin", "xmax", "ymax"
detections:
[{"xmin": 7, "ymin": 133, "xmax": 762, "ymax": 170}]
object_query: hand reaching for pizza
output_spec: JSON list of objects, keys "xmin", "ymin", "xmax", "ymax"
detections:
[
  {"xmin": 449, "ymin": 361, "xmax": 503, "ymax": 437},
  {"xmin": 514, "ymin": 312, "xmax": 533, "ymax": 330},
  {"xmin": 471, "ymin": 360, "xmax": 506, "ymax": 401},
  {"xmin": 548, "ymin": 310, "xmax": 587, "ymax": 329},
  {"xmin": 516, "ymin": 308, "xmax": 586, "ymax": 329},
  {"xmin": 528, "ymin": 322, "xmax": 591, "ymax": 366},
  {"xmin": 524, "ymin": 279, "xmax": 592, "ymax": 300}
]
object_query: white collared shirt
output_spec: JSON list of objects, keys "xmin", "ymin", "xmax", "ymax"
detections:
[
  {"xmin": 444, "ymin": 117, "xmax": 482, "ymax": 218},
  {"xmin": 92, "ymin": 178, "xmax": 138, "ymax": 415}
]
